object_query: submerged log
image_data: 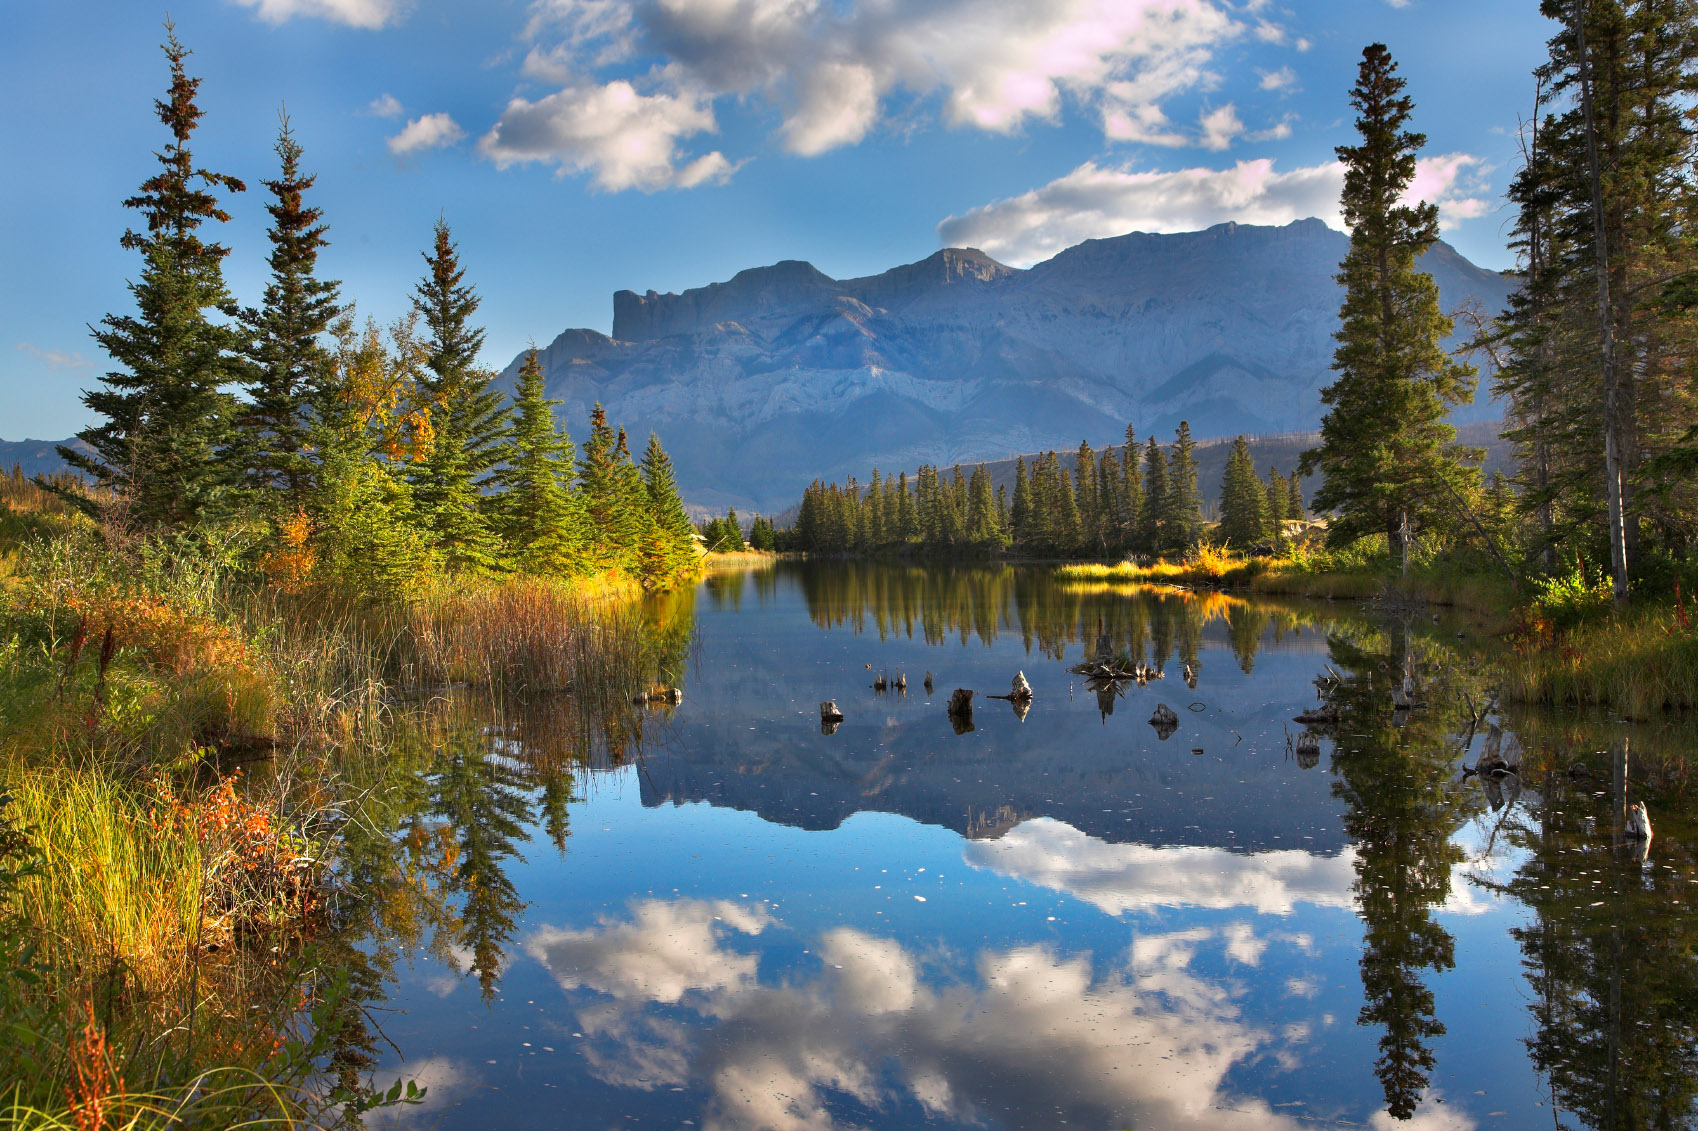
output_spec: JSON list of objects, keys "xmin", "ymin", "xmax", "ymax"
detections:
[{"xmin": 1292, "ymin": 705, "xmax": 1340, "ymax": 726}]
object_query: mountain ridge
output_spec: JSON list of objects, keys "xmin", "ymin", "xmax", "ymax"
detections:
[{"xmin": 509, "ymin": 218, "xmax": 1517, "ymax": 513}]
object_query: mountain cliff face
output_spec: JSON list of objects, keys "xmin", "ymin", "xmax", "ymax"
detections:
[{"xmin": 507, "ymin": 219, "xmax": 1516, "ymax": 512}]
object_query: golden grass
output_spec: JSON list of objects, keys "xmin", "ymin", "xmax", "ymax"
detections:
[
  {"xmin": 702, "ymin": 550, "xmax": 782, "ymax": 570},
  {"xmin": 1499, "ymin": 603, "xmax": 1698, "ymax": 714}
]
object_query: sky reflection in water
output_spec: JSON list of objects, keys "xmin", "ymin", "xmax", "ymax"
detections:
[{"xmin": 359, "ymin": 563, "xmax": 1697, "ymax": 1131}]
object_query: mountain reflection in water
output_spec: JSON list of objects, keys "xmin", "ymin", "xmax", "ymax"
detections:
[{"xmin": 341, "ymin": 563, "xmax": 1697, "ymax": 1131}]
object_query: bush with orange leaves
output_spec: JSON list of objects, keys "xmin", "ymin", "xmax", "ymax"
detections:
[
  {"xmin": 260, "ymin": 508, "xmax": 318, "ymax": 595},
  {"xmin": 148, "ymin": 770, "xmax": 320, "ymax": 943},
  {"xmin": 56, "ymin": 591, "xmax": 275, "ymax": 743}
]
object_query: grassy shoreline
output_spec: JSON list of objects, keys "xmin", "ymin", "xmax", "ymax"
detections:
[
  {"xmin": 1056, "ymin": 545, "xmax": 1698, "ymax": 713},
  {"xmin": 0, "ymin": 485, "xmax": 678, "ymax": 1127}
]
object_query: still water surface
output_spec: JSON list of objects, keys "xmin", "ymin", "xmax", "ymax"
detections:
[{"xmin": 348, "ymin": 563, "xmax": 1697, "ymax": 1131}]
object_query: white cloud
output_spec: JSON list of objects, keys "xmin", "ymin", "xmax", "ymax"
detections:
[
  {"xmin": 937, "ymin": 153, "xmax": 1493, "ymax": 265},
  {"xmin": 513, "ymin": 0, "xmax": 1250, "ymax": 176},
  {"xmin": 364, "ymin": 92, "xmax": 403, "ymax": 118},
  {"xmin": 478, "ymin": 79, "xmax": 737, "ymax": 191},
  {"xmin": 964, "ymin": 818, "xmax": 1359, "ymax": 914},
  {"xmin": 525, "ymin": 899, "xmax": 772, "ymax": 1002},
  {"xmin": 16, "ymin": 343, "xmax": 89, "ymax": 370},
  {"xmin": 227, "ymin": 0, "xmax": 405, "ymax": 29},
  {"xmin": 1199, "ymin": 103, "xmax": 1243, "ymax": 150},
  {"xmin": 1258, "ymin": 65, "xmax": 1297, "ymax": 91},
  {"xmin": 525, "ymin": 907, "xmax": 1322, "ymax": 1131},
  {"xmin": 387, "ymin": 112, "xmax": 466, "ymax": 156}
]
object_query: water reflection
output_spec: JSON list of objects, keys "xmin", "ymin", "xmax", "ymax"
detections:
[
  {"xmin": 525, "ymin": 899, "xmax": 1322, "ymax": 1131},
  {"xmin": 331, "ymin": 564, "xmax": 1698, "ymax": 1130}
]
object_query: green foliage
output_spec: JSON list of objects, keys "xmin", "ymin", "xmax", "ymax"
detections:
[
  {"xmin": 1217, "ymin": 436, "xmax": 1269, "ymax": 548},
  {"xmin": 1303, "ymin": 44, "xmax": 1477, "ymax": 563},
  {"xmin": 232, "ymin": 116, "xmax": 342, "ymax": 508},
  {"xmin": 66, "ymin": 27, "xmax": 247, "ymax": 527},
  {"xmin": 407, "ymin": 219, "xmax": 508, "ymax": 575},
  {"xmin": 1531, "ymin": 558, "xmax": 1615, "ymax": 629},
  {"xmin": 490, "ymin": 350, "xmax": 584, "ymax": 577}
]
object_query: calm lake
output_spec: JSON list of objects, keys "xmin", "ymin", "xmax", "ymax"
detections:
[{"xmin": 340, "ymin": 562, "xmax": 1697, "ymax": 1131}]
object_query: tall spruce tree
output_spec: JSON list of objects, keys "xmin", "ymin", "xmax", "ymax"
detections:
[
  {"xmin": 68, "ymin": 25, "xmax": 247, "ymax": 526},
  {"xmin": 1163, "ymin": 422, "xmax": 1203, "ymax": 551},
  {"xmin": 490, "ymin": 349, "xmax": 582, "ymax": 575},
  {"xmin": 640, "ymin": 433, "xmax": 698, "ymax": 581},
  {"xmin": 1302, "ymin": 44, "xmax": 1477, "ymax": 570},
  {"xmin": 235, "ymin": 113, "xmax": 342, "ymax": 506},
  {"xmin": 1139, "ymin": 437, "xmax": 1168, "ymax": 554},
  {"xmin": 409, "ymin": 219, "xmax": 509, "ymax": 573},
  {"xmin": 1218, "ymin": 436, "xmax": 1269, "ymax": 548}
]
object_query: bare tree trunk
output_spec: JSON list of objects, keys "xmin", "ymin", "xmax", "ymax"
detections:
[{"xmin": 1571, "ymin": 0, "xmax": 1631, "ymax": 606}]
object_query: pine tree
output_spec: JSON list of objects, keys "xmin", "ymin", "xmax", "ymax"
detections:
[
  {"xmin": 1075, "ymin": 441, "xmax": 1100, "ymax": 553},
  {"xmin": 1218, "ymin": 436, "xmax": 1269, "ymax": 548},
  {"xmin": 409, "ymin": 219, "xmax": 510, "ymax": 573},
  {"xmin": 1163, "ymin": 422, "xmax": 1202, "ymax": 552},
  {"xmin": 640, "ymin": 433, "xmax": 698, "ymax": 580},
  {"xmin": 1140, "ymin": 437, "xmax": 1168, "ymax": 554},
  {"xmin": 1301, "ymin": 44, "xmax": 1477, "ymax": 570},
  {"xmin": 490, "ymin": 349, "xmax": 581, "ymax": 575},
  {"xmin": 897, "ymin": 471, "xmax": 917, "ymax": 542},
  {"xmin": 1265, "ymin": 466, "xmax": 1290, "ymax": 555},
  {"xmin": 1120, "ymin": 427, "xmax": 1144, "ymax": 553},
  {"xmin": 67, "ymin": 25, "xmax": 247, "ymax": 526},
  {"xmin": 235, "ymin": 113, "xmax": 342, "ymax": 506},
  {"xmin": 578, "ymin": 404, "xmax": 641, "ymax": 571},
  {"xmin": 1288, "ymin": 474, "xmax": 1305, "ymax": 521},
  {"xmin": 1011, "ymin": 457, "xmax": 1031, "ymax": 551}
]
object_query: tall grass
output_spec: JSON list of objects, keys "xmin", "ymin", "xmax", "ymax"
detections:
[
  {"xmin": 1500, "ymin": 603, "xmax": 1698, "ymax": 714},
  {"xmin": 0, "ymin": 509, "xmax": 667, "ymax": 1124}
]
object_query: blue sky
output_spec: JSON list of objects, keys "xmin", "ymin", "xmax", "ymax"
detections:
[{"xmin": 3, "ymin": 0, "xmax": 1552, "ymax": 440}]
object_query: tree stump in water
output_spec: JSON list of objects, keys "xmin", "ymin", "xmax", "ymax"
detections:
[
  {"xmin": 1010, "ymin": 671, "xmax": 1033, "ymax": 702},
  {"xmin": 1148, "ymin": 703, "xmax": 1179, "ymax": 740}
]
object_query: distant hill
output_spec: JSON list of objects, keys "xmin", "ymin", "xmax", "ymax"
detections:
[
  {"xmin": 507, "ymin": 218, "xmax": 1518, "ymax": 513},
  {"xmin": 0, "ymin": 438, "xmax": 90, "ymax": 480}
]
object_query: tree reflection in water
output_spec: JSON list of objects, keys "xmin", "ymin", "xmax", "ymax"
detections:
[
  {"xmin": 1319, "ymin": 621, "xmax": 1480, "ymax": 1120},
  {"xmin": 1483, "ymin": 716, "xmax": 1698, "ymax": 1131}
]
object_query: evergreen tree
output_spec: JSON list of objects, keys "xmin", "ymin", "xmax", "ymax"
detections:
[
  {"xmin": 490, "ymin": 349, "xmax": 582, "ymax": 576},
  {"xmin": 578, "ymin": 404, "xmax": 641, "ymax": 571},
  {"xmin": 1301, "ymin": 44, "xmax": 1477, "ymax": 570},
  {"xmin": 68, "ymin": 25, "xmax": 247, "ymax": 526},
  {"xmin": 1120, "ymin": 427, "xmax": 1144, "ymax": 553},
  {"xmin": 1218, "ymin": 436, "xmax": 1269, "ymax": 548},
  {"xmin": 235, "ymin": 113, "xmax": 342, "ymax": 506},
  {"xmin": 1265, "ymin": 467, "xmax": 1290, "ymax": 555},
  {"xmin": 1139, "ymin": 437, "xmax": 1168, "ymax": 554},
  {"xmin": 897, "ymin": 471, "xmax": 918, "ymax": 541},
  {"xmin": 1074, "ymin": 442, "xmax": 1100, "ymax": 553},
  {"xmin": 409, "ymin": 219, "xmax": 510, "ymax": 573},
  {"xmin": 965, "ymin": 464, "xmax": 1002, "ymax": 549},
  {"xmin": 1011, "ymin": 457, "xmax": 1031, "ymax": 551},
  {"xmin": 1163, "ymin": 422, "xmax": 1202, "ymax": 551},
  {"xmin": 1288, "ymin": 473, "xmax": 1305, "ymax": 521},
  {"xmin": 640, "ymin": 432, "xmax": 698, "ymax": 580}
]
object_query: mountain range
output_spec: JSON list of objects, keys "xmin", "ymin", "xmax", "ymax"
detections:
[{"xmin": 505, "ymin": 218, "xmax": 1518, "ymax": 513}]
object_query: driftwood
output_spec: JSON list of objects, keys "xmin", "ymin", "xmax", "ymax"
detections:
[
  {"xmin": 820, "ymin": 700, "xmax": 844, "ymax": 722},
  {"xmin": 1292, "ymin": 705, "xmax": 1340, "ymax": 726},
  {"xmin": 924, "ymin": 672, "xmax": 934, "ymax": 693},
  {"xmin": 632, "ymin": 686, "xmax": 684, "ymax": 706}
]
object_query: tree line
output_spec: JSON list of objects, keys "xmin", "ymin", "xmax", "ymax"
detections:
[
  {"xmin": 786, "ymin": 423, "xmax": 1304, "ymax": 558},
  {"xmin": 60, "ymin": 27, "xmax": 698, "ymax": 595}
]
